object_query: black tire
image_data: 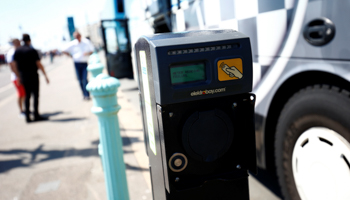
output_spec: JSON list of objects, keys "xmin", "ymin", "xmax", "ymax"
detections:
[{"xmin": 275, "ymin": 85, "xmax": 350, "ymax": 200}]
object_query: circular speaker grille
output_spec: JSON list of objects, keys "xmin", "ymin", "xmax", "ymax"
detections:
[{"xmin": 182, "ymin": 109, "xmax": 234, "ymax": 162}]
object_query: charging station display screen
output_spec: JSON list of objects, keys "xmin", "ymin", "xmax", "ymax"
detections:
[{"xmin": 170, "ymin": 63, "xmax": 205, "ymax": 85}]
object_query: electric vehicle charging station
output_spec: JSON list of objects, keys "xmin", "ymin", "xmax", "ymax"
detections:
[{"xmin": 135, "ymin": 30, "xmax": 257, "ymax": 200}]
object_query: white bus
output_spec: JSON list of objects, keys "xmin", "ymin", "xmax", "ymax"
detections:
[{"xmin": 107, "ymin": 0, "xmax": 350, "ymax": 199}]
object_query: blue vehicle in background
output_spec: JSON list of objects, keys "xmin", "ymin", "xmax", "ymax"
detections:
[{"xmin": 102, "ymin": 0, "xmax": 350, "ymax": 199}]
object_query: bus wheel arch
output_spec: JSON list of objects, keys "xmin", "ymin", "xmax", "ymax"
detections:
[
  {"xmin": 264, "ymin": 71, "xmax": 350, "ymax": 171},
  {"xmin": 263, "ymin": 71, "xmax": 350, "ymax": 199}
]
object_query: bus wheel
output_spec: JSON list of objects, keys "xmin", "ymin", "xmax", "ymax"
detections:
[{"xmin": 275, "ymin": 85, "xmax": 350, "ymax": 200}]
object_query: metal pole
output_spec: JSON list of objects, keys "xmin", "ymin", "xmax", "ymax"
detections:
[
  {"xmin": 87, "ymin": 54, "xmax": 104, "ymax": 157},
  {"xmin": 87, "ymin": 74, "xmax": 129, "ymax": 200},
  {"xmin": 88, "ymin": 52, "xmax": 101, "ymax": 64},
  {"xmin": 87, "ymin": 62, "xmax": 104, "ymax": 79}
]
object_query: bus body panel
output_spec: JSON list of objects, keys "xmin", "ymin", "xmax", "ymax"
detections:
[{"xmin": 123, "ymin": 0, "xmax": 350, "ymax": 170}]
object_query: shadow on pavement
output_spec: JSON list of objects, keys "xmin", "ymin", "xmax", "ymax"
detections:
[
  {"xmin": 125, "ymin": 163, "xmax": 148, "ymax": 171},
  {"xmin": 41, "ymin": 111, "xmax": 64, "ymax": 117},
  {"xmin": 91, "ymin": 140, "xmax": 99, "ymax": 145},
  {"xmin": 251, "ymin": 168, "xmax": 283, "ymax": 199},
  {"xmin": 35, "ymin": 112, "xmax": 86, "ymax": 122},
  {"xmin": 0, "ymin": 144, "xmax": 98, "ymax": 173},
  {"xmin": 0, "ymin": 159, "xmax": 29, "ymax": 172},
  {"xmin": 122, "ymin": 136, "xmax": 142, "ymax": 146},
  {"xmin": 0, "ymin": 143, "xmax": 137, "ymax": 173},
  {"xmin": 50, "ymin": 117, "xmax": 86, "ymax": 122},
  {"xmin": 122, "ymin": 87, "xmax": 138, "ymax": 92},
  {"xmin": 91, "ymin": 136, "xmax": 142, "ymax": 147}
]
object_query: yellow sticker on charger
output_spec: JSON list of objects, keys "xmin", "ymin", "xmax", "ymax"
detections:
[{"xmin": 217, "ymin": 58, "xmax": 243, "ymax": 81}]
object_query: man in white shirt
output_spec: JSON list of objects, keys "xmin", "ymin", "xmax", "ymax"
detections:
[
  {"xmin": 63, "ymin": 31, "xmax": 94, "ymax": 100},
  {"xmin": 7, "ymin": 38, "xmax": 26, "ymax": 118}
]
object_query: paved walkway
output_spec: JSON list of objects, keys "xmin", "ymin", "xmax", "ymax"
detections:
[
  {"xmin": 0, "ymin": 54, "xmax": 152, "ymax": 200},
  {"xmin": 0, "ymin": 53, "xmax": 281, "ymax": 200}
]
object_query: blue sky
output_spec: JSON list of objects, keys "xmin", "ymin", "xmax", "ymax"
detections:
[{"xmin": 0, "ymin": 0, "xmax": 108, "ymax": 51}]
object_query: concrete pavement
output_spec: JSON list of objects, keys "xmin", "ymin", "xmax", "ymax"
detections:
[
  {"xmin": 0, "ymin": 55, "xmax": 151, "ymax": 200},
  {"xmin": 0, "ymin": 53, "xmax": 281, "ymax": 200}
]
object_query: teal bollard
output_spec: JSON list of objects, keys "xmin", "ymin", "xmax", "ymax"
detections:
[
  {"xmin": 88, "ymin": 52, "xmax": 101, "ymax": 64},
  {"xmin": 87, "ymin": 54, "xmax": 105, "ymax": 158},
  {"xmin": 86, "ymin": 74, "xmax": 130, "ymax": 200},
  {"xmin": 87, "ymin": 62, "xmax": 104, "ymax": 79}
]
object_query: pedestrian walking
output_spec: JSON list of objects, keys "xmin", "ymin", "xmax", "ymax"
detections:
[
  {"xmin": 49, "ymin": 50, "xmax": 55, "ymax": 63},
  {"xmin": 12, "ymin": 34, "xmax": 50, "ymax": 123},
  {"xmin": 6, "ymin": 38, "xmax": 25, "ymax": 118},
  {"xmin": 63, "ymin": 31, "xmax": 94, "ymax": 100}
]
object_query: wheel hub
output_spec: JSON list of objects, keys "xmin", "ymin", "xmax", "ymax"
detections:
[{"xmin": 292, "ymin": 127, "xmax": 350, "ymax": 200}]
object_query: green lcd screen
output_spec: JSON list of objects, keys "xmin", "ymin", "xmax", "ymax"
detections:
[{"xmin": 170, "ymin": 63, "xmax": 206, "ymax": 85}]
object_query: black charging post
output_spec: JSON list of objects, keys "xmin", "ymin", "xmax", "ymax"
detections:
[{"xmin": 135, "ymin": 30, "xmax": 256, "ymax": 200}]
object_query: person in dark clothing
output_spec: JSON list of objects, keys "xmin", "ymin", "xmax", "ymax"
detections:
[{"xmin": 12, "ymin": 34, "xmax": 50, "ymax": 123}]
